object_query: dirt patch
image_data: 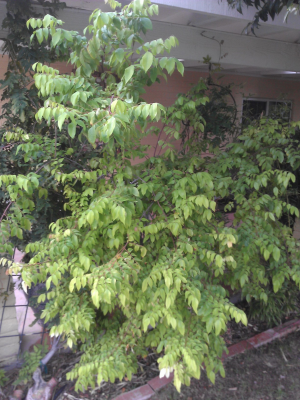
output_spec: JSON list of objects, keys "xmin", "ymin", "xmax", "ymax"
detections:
[
  {"xmin": 0, "ymin": 351, "xmax": 161, "ymax": 400},
  {"xmin": 152, "ymin": 330, "xmax": 300, "ymax": 400},
  {"xmin": 1, "ymin": 311, "xmax": 300, "ymax": 400}
]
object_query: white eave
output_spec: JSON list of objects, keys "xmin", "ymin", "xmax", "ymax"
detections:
[{"xmin": 0, "ymin": 0, "xmax": 300, "ymax": 79}]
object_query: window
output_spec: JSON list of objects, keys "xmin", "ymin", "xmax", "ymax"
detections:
[{"xmin": 242, "ymin": 98, "xmax": 292, "ymax": 126}]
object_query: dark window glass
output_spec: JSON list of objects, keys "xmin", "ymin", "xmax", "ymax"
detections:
[{"xmin": 242, "ymin": 100, "xmax": 267, "ymax": 126}]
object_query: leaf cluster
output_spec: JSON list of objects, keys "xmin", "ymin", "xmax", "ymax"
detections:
[
  {"xmin": 226, "ymin": 0, "xmax": 300, "ymax": 33},
  {"xmin": 13, "ymin": 344, "xmax": 48, "ymax": 386},
  {"xmin": 0, "ymin": 0, "xmax": 67, "ymax": 253},
  {"xmin": 0, "ymin": 369, "xmax": 8, "ymax": 388}
]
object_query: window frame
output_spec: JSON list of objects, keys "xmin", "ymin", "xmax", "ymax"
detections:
[{"xmin": 242, "ymin": 97, "xmax": 293, "ymax": 121}]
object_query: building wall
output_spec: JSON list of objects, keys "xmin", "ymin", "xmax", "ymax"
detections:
[{"xmin": 144, "ymin": 69, "xmax": 300, "ymax": 116}]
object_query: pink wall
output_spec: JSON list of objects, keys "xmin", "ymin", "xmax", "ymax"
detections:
[
  {"xmin": 1, "ymin": 54, "xmax": 300, "ymax": 154},
  {"xmin": 142, "ymin": 69, "xmax": 300, "ymax": 154},
  {"xmin": 144, "ymin": 69, "xmax": 300, "ymax": 119}
]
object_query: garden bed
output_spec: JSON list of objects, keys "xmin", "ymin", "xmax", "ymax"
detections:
[
  {"xmin": 1, "ymin": 310, "xmax": 300, "ymax": 400},
  {"xmin": 224, "ymin": 300, "xmax": 300, "ymax": 346},
  {"xmin": 152, "ymin": 330, "xmax": 300, "ymax": 400}
]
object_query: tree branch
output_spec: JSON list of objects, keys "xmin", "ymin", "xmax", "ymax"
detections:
[
  {"xmin": 0, "ymin": 201, "xmax": 13, "ymax": 224},
  {"xmin": 40, "ymin": 335, "xmax": 61, "ymax": 366}
]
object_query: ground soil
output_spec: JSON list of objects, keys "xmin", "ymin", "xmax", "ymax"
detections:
[
  {"xmin": 1, "ymin": 309, "xmax": 300, "ymax": 400},
  {"xmin": 152, "ymin": 330, "xmax": 300, "ymax": 400},
  {"xmin": 0, "ymin": 351, "xmax": 161, "ymax": 400}
]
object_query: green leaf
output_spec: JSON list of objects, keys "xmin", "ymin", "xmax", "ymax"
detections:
[
  {"xmin": 57, "ymin": 113, "xmax": 67, "ymax": 130},
  {"xmin": 154, "ymin": 192, "xmax": 163, "ymax": 201},
  {"xmin": 71, "ymin": 92, "xmax": 80, "ymax": 105},
  {"xmin": 214, "ymin": 319, "xmax": 222, "ymax": 335},
  {"xmin": 141, "ymin": 52, "xmax": 153, "ymax": 72},
  {"xmin": 88, "ymin": 125, "xmax": 96, "ymax": 143},
  {"xmin": 124, "ymin": 65, "xmax": 134, "ymax": 83},
  {"xmin": 150, "ymin": 68, "xmax": 158, "ymax": 83},
  {"xmin": 273, "ymin": 247, "xmax": 280, "ymax": 261},
  {"xmin": 68, "ymin": 122, "xmax": 76, "ymax": 138},
  {"xmin": 140, "ymin": 17, "xmax": 152, "ymax": 30},
  {"xmin": 114, "ymin": 48, "xmax": 125, "ymax": 63},
  {"xmin": 105, "ymin": 117, "xmax": 116, "ymax": 139},
  {"xmin": 52, "ymin": 31, "xmax": 61, "ymax": 47},
  {"xmin": 206, "ymin": 317, "xmax": 214, "ymax": 334},
  {"xmin": 166, "ymin": 58, "xmax": 175, "ymax": 74},
  {"xmin": 241, "ymin": 313, "xmax": 248, "ymax": 326},
  {"xmin": 87, "ymin": 210, "xmax": 94, "ymax": 225},
  {"xmin": 176, "ymin": 60, "xmax": 184, "ymax": 76},
  {"xmin": 186, "ymin": 243, "xmax": 193, "ymax": 254},
  {"xmin": 141, "ymin": 247, "xmax": 147, "ymax": 258},
  {"xmin": 36, "ymin": 29, "xmax": 44, "ymax": 44}
]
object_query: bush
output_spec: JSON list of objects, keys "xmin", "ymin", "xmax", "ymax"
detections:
[
  {"xmin": 248, "ymin": 281, "xmax": 299, "ymax": 327},
  {"xmin": 0, "ymin": 0, "xmax": 300, "ymax": 393},
  {"xmin": 0, "ymin": 369, "xmax": 8, "ymax": 388},
  {"xmin": 14, "ymin": 345, "xmax": 48, "ymax": 386}
]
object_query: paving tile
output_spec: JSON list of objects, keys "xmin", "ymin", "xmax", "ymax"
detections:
[
  {"xmin": 273, "ymin": 320, "xmax": 300, "ymax": 339},
  {"xmin": 275, "ymin": 319, "xmax": 297, "ymax": 329},
  {"xmin": 113, "ymin": 384, "xmax": 154, "ymax": 400},
  {"xmin": 148, "ymin": 373, "xmax": 174, "ymax": 391},
  {"xmin": 247, "ymin": 329, "xmax": 275, "ymax": 348},
  {"xmin": 222, "ymin": 340, "xmax": 253, "ymax": 360},
  {"xmin": 274, "ymin": 319, "xmax": 300, "ymax": 332}
]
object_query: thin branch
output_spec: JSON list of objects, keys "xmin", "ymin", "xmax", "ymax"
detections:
[
  {"xmin": 153, "ymin": 123, "xmax": 166, "ymax": 158},
  {"xmin": 41, "ymin": 335, "xmax": 61, "ymax": 365},
  {"xmin": 157, "ymin": 200, "xmax": 168, "ymax": 222},
  {"xmin": 0, "ymin": 201, "xmax": 13, "ymax": 224},
  {"xmin": 54, "ymin": 124, "xmax": 58, "ymax": 157},
  {"xmin": 35, "ymin": 159, "xmax": 52, "ymax": 174},
  {"xmin": 140, "ymin": 202, "xmax": 154, "ymax": 220},
  {"xmin": 200, "ymin": 31, "xmax": 223, "ymax": 65},
  {"xmin": 27, "ymin": 94, "xmax": 39, "ymax": 110},
  {"xmin": 64, "ymin": 157, "xmax": 84, "ymax": 169}
]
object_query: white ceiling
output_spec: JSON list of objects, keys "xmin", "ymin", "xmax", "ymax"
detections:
[
  {"xmin": 63, "ymin": 0, "xmax": 300, "ymax": 42},
  {"xmin": 61, "ymin": 0, "xmax": 300, "ymax": 79},
  {"xmin": 1, "ymin": 0, "xmax": 300, "ymax": 79}
]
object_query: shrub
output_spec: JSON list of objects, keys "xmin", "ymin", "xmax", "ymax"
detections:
[
  {"xmin": 14, "ymin": 344, "xmax": 48, "ymax": 386},
  {"xmin": 0, "ymin": 0, "xmax": 300, "ymax": 393},
  {"xmin": 0, "ymin": 369, "xmax": 8, "ymax": 388}
]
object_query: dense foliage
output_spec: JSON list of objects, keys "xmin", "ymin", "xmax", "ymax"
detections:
[
  {"xmin": 0, "ymin": 0, "xmax": 66, "ymax": 253},
  {"xmin": 169, "ymin": 79, "xmax": 238, "ymax": 153},
  {"xmin": 226, "ymin": 0, "xmax": 300, "ymax": 32},
  {"xmin": 1, "ymin": 0, "xmax": 300, "ymax": 393}
]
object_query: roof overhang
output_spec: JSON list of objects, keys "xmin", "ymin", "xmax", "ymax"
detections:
[{"xmin": 0, "ymin": 0, "xmax": 300, "ymax": 79}]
